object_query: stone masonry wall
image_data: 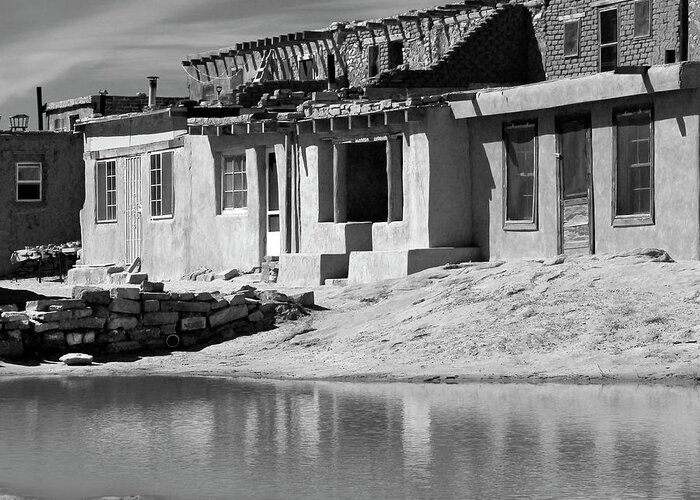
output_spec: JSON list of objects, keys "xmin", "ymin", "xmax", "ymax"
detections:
[
  {"xmin": 0, "ymin": 282, "xmax": 310, "ymax": 359},
  {"xmin": 536, "ymin": 0, "xmax": 682, "ymax": 79}
]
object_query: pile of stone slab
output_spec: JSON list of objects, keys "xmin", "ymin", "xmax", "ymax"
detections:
[{"xmin": 0, "ymin": 282, "xmax": 313, "ymax": 360}]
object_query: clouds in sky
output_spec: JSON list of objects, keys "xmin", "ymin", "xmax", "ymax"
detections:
[{"xmin": 0, "ymin": 0, "xmax": 430, "ymax": 128}]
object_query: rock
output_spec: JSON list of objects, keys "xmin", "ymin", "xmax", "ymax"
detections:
[
  {"xmin": 211, "ymin": 299, "xmax": 229, "ymax": 310},
  {"xmin": 127, "ymin": 273, "xmax": 149, "ymax": 284},
  {"xmin": 195, "ymin": 292, "xmax": 213, "ymax": 301},
  {"xmin": 109, "ymin": 298, "xmax": 141, "ymax": 315},
  {"xmin": 170, "ymin": 292, "xmax": 194, "ymax": 301},
  {"xmin": 140, "ymin": 292, "xmax": 171, "ymax": 301},
  {"xmin": 71, "ymin": 308, "xmax": 94, "ymax": 319},
  {"xmin": 141, "ymin": 312, "xmax": 179, "ymax": 326},
  {"xmin": 180, "ymin": 316, "xmax": 207, "ymax": 331},
  {"xmin": 256, "ymin": 290, "xmax": 289, "ymax": 303},
  {"xmin": 83, "ymin": 331, "xmax": 96, "ymax": 344},
  {"xmin": 30, "ymin": 320, "xmax": 60, "ymax": 333},
  {"xmin": 5, "ymin": 319, "xmax": 30, "ymax": 330},
  {"xmin": 72, "ymin": 286, "xmax": 110, "ymax": 305},
  {"xmin": 66, "ymin": 332, "xmax": 85, "ymax": 346},
  {"xmin": 107, "ymin": 315, "xmax": 139, "ymax": 330},
  {"xmin": 248, "ymin": 310, "xmax": 265, "ymax": 322},
  {"xmin": 290, "ymin": 291, "xmax": 315, "ymax": 307},
  {"xmin": 162, "ymin": 301, "xmax": 211, "ymax": 313},
  {"xmin": 42, "ymin": 331, "xmax": 66, "ymax": 351},
  {"xmin": 140, "ymin": 281, "xmax": 165, "ymax": 293},
  {"xmin": 110, "ymin": 287, "xmax": 141, "ymax": 300},
  {"xmin": 142, "ymin": 300, "xmax": 160, "ymax": 313},
  {"xmin": 58, "ymin": 317, "xmax": 106, "ymax": 330},
  {"xmin": 59, "ymin": 352, "xmax": 93, "ymax": 366},
  {"xmin": 543, "ymin": 255, "xmax": 566, "ymax": 266},
  {"xmin": 26, "ymin": 299, "xmax": 85, "ymax": 311},
  {"xmin": 214, "ymin": 268, "xmax": 240, "ymax": 280},
  {"xmin": 612, "ymin": 248, "xmax": 675, "ymax": 263},
  {"xmin": 0, "ymin": 304, "xmax": 19, "ymax": 312},
  {"xmin": 1, "ymin": 312, "xmax": 29, "ymax": 323},
  {"xmin": 195, "ymin": 273, "xmax": 215, "ymax": 282},
  {"xmin": 209, "ymin": 305, "xmax": 249, "ymax": 327},
  {"xmin": 0, "ymin": 331, "xmax": 24, "ymax": 358},
  {"xmin": 26, "ymin": 310, "xmax": 72, "ymax": 322},
  {"xmin": 225, "ymin": 293, "xmax": 246, "ymax": 306}
]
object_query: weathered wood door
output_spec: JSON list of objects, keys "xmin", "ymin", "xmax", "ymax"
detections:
[
  {"xmin": 557, "ymin": 117, "xmax": 594, "ymax": 255},
  {"xmin": 124, "ymin": 157, "xmax": 143, "ymax": 264}
]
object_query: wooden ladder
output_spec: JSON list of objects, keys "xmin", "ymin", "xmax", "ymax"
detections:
[{"xmin": 253, "ymin": 50, "xmax": 271, "ymax": 83}]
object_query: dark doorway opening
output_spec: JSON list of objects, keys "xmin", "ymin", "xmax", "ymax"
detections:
[{"xmin": 346, "ymin": 141, "xmax": 388, "ymax": 222}]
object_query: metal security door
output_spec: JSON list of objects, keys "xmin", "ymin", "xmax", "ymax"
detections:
[
  {"xmin": 125, "ymin": 157, "xmax": 143, "ymax": 263},
  {"xmin": 557, "ymin": 117, "xmax": 594, "ymax": 255}
]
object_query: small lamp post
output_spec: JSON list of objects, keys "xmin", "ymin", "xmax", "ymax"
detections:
[{"xmin": 10, "ymin": 114, "xmax": 30, "ymax": 132}]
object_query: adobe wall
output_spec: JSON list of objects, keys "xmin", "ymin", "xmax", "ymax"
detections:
[
  {"xmin": 0, "ymin": 132, "xmax": 84, "ymax": 276},
  {"xmin": 469, "ymin": 88, "xmax": 700, "ymax": 261}
]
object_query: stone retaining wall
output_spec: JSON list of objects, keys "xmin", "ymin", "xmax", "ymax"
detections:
[{"xmin": 0, "ymin": 282, "xmax": 312, "ymax": 359}]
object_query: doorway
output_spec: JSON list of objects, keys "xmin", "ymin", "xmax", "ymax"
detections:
[
  {"xmin": 124, "ymin": 156, "xmax": 143, "ymax": 264},
  {"xmin": 266, "ymin": 149, "xmax": 281, "ymax": 257},
  {"xmin": 557, "ymin": 117, "xmax": 594, "ymax": 255}
]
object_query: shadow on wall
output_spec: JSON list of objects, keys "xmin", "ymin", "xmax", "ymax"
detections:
[
  {"xmin": 0, "ymin": 288, "xmax": 64, "ymax": 310},
  {"xmin": 470, "ymin": 137, "xmax": 495, "ymax": 260}
]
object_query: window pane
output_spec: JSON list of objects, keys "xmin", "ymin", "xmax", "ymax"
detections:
[
  {"xmin": 18, "ymin": 165, "xmax": 41, "ymax": 181},
  {"xmin": 268, "ymin": 153, "xmax": 280, "ymax": 212},
  {"xmin": 268, "ymin": 214, "xmax": 280, "ymax": 232},
  {"xmin": 162, "ymin": 152, "xmax": 173, "ymax": 216},
  {"xmin": 600, "ymin": 45, "xmax": 617, "ymax": 72},
  {"xmin": 560, "ymin": 121, "xmax": 588, "ymax": 198},
  {"xmin": 617, "ymin": 112, "xmax": 652, "ymax": 216},
  {"xmin": 233, "ymin": 192, "xmax": 244, "ymax": 209},
  {"xmin": 224, "ymin": 173, "xmax": 233, "ymax": 192},
  {"xmin": 600, "ymin": 9, "xmax": 618, "ymax": 44},
  {"xmin": 17, "ymin": 184, "xmax": 41, "ymax": 201},
  {"xmin": 564, "ymin": 21, "xmax": 579, "ymax": 57},
  {"xmin": 505, "ymin": 125, "xmax": 536, "ymax": 222},
  {"xmin": 223, "ymin": 192, "xmax": 234, "ymax": 210},
  {"xmin": 224, "ymin": 159, "xmax": 234, "ymax": 174},
  {"xmin": 635, "ymin": 0, "xmax": 650, "ymax": 37},
  {"xmin": 97, "ymin": 162, "xmax": 107, "ymax": 220}
]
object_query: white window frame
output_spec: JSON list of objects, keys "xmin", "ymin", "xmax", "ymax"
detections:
[
  {"xmin": 16, "ymin": 162, "xmax": 43, "ymax": 202},
  {"xmin": 149, "ymin": 150, "xmax": 174, "ymax": 220},
  {"xmin": 96, "ymin": 160, "xmax": 117, "ymax": 223}
]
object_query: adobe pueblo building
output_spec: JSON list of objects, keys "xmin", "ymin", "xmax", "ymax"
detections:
[{"xmin": 77, "ymin": 0, "xmax": 700, "ymax": 285}]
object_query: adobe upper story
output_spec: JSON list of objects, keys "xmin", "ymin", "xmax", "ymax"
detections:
[{"xmin": 182, "ymin": 1, "xmax": 545, "ymax": 105}]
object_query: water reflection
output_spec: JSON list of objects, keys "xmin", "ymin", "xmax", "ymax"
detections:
[{"xmin": 0, "ymin": 378, "xmax": 699, "ymax": 499}]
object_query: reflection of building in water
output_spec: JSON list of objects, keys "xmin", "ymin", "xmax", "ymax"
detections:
[
  {"xmin": 274, "ymin": 391, "xmax": 289, "ymax": 456},
  {"xmin": 243, "ymin": 399, "xmax": 260, "ymax": 466},
  {"xmin": 402, "ymin": 394, "xmax": 433, "ymax": 483},
  {"xmin": 293, "ymin": 387, "xmax": 321, "ymax": 460}
]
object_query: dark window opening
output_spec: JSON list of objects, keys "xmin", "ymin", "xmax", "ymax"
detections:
[
  {"xmin": 299, "ymin": 58, "xmax": 314, "ymax": 81},
  {"xmin": 346, "ymin": 141, "xmax": 388, "ymax": 223},
  {"xmin": 327, "ymin": 54, "xmax": 336, "ymax": 84},
  {"xmin": 69, "ymin": 114, "xmax": 79, "ymax": 131},
  {"xmin": 368, "ymin": 46, "xmax": 380, "ymax": 78},
  {"xmin": 599, "ymin": 8, "xmax": 618, "ymax": 72},
  {"xmin": 616, "ymin": 110, "xmax": 653, "ymax": 218},
  {"xmin": 564, "ymin": 20, "xmax": 580, "ymax": 57},
  {"xmin": 388, "ymin": 41, "xmax": 404, "ymax": 69},
  {"xmin": 665, "ymin": 50, "xmax": 676, "ymax": 63},
  {"xmin": 634, "ymin": 0, "xmax": 651, "ymax": 38},
  {"xmin": 504, "ymin": 123, "xmax": 537, "ymax": 226}
]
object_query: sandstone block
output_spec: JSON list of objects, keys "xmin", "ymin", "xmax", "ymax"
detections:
[
  {"xmin": 140, "ymin": 292, "xmax": 171, "ymax": 301},
  {"xmin": 142, "ymin": 312, "xmax": 179, "ymax": 326},
  {"xmin": 97, "ymin": 330, "xmax": 127, "ymax": 343},
  {"xmin": 83, "ymin": 331, "xmax": 96, "ymax": 344},
  {"xmin": 58, "ymin": 317, "xmax": 106, "ymax": 331},
  {"xmin": 127, "ymin": 273, "xmax": 148, "ymax": 284},
  {"xmin": 30, "ymin": 320, "xmax": 60, "ymax": 333},
  {"xmin": 5, "ymin": 319, "xmax": 30, "ymax": 330},
  {"xmin": 180, "ymin": 316, "xmax": 207, "ymax": 331},
  {"xmin": 1, "ymin": 312, "xmax": 29, "ymax": 323},
  {"xmin": 42, "ymin": 331, "xmax": 66, "ymax": 350},
  {"xmin": 110, "ymin": 298, "xmax": 141, "ymax": 315},
  {"xmin": 72, "ymin": 286, "xmax": 110, "ymax": 305},
  {"xmin": 0, "ymin": 304, "xmax": 19, "ymax": 312},
  {"xmin": 214, "ymin": 268, "xmax": 240, "ymax": 280},
  {"xmin": 110, "ymin": 287, "xmax": 141, "ymax": 300},
  {"xmin": 72, "ymin": 308, "xmax": 94, "ymax": 319},
  {"xmin": 256, "ymin": 290, "xmax": 289, "ymax": 303},
  {"xmin": 161, "ymin": 324, "xmax": 177, "ymax": 335},
  {"xmin": 209, "ymin": 305, "xmax": 249, "ymax": 327},
  {"xmin": 140, "ymin": 281, "xmax": 165, "ymax": 293},
  {"xmin": 143, "ymin": 300, "xmax": 160, "ymax": 313},
  {"xmin": 290, "ymin": 291, "xmax": 315, "ymax": 307},
  {"xmin": 211, "ymin": 299, "xmax": 229, "ymax": 311},
  {"xmin": 26, "ymin": 299, "xmax": 85, "ymax": 312},
  {"xmin": 66, "ymin": 332, "xmax": 84, "ymax": 346},
  {"xmin": 162, "ymin": 301, "xmax": 211, "ymax": 313},
  {"xmin": 129, "ymin": 328, "xmax": 161, "ymax": 342},
  {"xmin": 225, "ymin": 293, "xmax": 246, "ymax": 306},
  {"xmin": 0, "ymin": 333, "xmax": 24, "ymax": 358},
  {"xmin": 107, "ymin": 315, "xmax": 139, "ymax": 330},
  {"xmin": 92, "ymin": 305, "xmax": 110, "ymax": 319},
  {"xmin": 170, "ymin": 292, "xmax": 194, "ymax": 301},
  {"xmin": 195, "ymin": 292, "xmax": 213, "ymax": 301},
  {"xmin": 248, "ymin": 310, "xmax": 265, "ymax": 322},
  {"xmin": 26, "ymin": 310, "xmax": 72, "ymax": 322}
]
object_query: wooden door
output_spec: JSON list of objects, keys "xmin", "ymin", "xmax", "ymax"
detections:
[
  {"xmin": 557, "ymin": 117, "xmax": 594, "ymax": 255},
  {"xmin": 125, "ymin": 157, "xmax": 143, "ymax": 264}
]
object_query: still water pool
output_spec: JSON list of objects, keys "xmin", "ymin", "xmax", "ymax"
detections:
[{"xmin": 0, "ymin": 377, "xmax": 699, "ymax": 499}]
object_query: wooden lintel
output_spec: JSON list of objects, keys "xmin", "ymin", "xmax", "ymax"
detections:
[
  {"xmin": 384, "ymin": 110, "xmax": 405, "ymax": 125},
  {"xmin": 313, "ymin": 119, "xmax": 331, "ymax": 133},
  {"xmin": 405, "ymin": 107, "xmax": 426, "ymax": 123},
  {"xmin": 349, "ymin": 115, "xmax": 368, "ymax": 130},
  {"xmin": 331, "ymin": 116, "xmax": 349, "ymax": 132}
]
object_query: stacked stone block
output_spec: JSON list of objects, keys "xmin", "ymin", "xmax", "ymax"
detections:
[{"xmin": 0, "ymin": 283, "xmax": 312, "ymax": 359}]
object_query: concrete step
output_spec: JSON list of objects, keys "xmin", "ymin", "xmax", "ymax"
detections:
[{"xmin": 325, "ymin": 278, "xmax": 348, "ymax": 286}]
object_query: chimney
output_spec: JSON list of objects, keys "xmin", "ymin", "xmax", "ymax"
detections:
[
  {"xmin": 147, "ymin": 76, "xmax": 159, "ymax": 109},
  {"xmin": 36, "ymin": 87, "xmax": 44, "ymax": 131}
]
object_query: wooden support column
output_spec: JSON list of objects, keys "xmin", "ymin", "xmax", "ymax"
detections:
[
  {"xmin": 386, "ymin": 137, "xmax": 403, "ymax": 222},
  {"xmin": 333, "ymin": 143, "xmax": 347, "ymax": 223}
]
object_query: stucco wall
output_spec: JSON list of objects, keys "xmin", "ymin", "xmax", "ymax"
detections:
[
  {"xmin": 81, "ymin": 131, "xmax": 284, "ymax": 280},
  {"xmin": 469, "ymin": 88, "xmax": 700, "ymax": 261},
  {"xmin": 0, "ymin": 132, "xmax": 84, "ymax": 276}
]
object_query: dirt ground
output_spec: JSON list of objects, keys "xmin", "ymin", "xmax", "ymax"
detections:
[{"xmin": 2, "ymin": 250, "xmax": 700, "ymax": 384}]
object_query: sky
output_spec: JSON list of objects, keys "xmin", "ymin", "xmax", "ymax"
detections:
[{"xmin": 0, "ymin": 0, "xmax": 432, "ymax": 130}]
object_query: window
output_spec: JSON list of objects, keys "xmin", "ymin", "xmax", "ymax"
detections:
[
  {"xmin": 388, "ymin": 41, "xmax": 404, "ymax": 69},
  {"xmin": 16, "ymin": 163, "xmax": 42, "ymax": 202},
  {"xmin": 150, "ymin": 151, "xmax": 174, "ymax": 218},
  {"xmin": 96, "ymin": 160, "xmax": 116, "ymax": 222},
  {"xmin": 503, "ymin": 123, "xmax": 538, "ymax": 229},
  {"xmin": 634, "ymin": 0, "xmax": 651, "ymax": 38},
  {"xmin": 564, "ymin": 20, "xmax": 580, "ymax": 57},
  {"xmin": 614, "ymin": 109, "xmax": 653, "ymax": 225},
  {"xmin": 69, "ymin": 114, "xmax": 80, "ymax": 131},
  {"xmin": 327, "ymin": 54, "xmax": 336, "ymax": 84},
  {"xmin": 53, "ymin": 118, "xmax": 65, "ymax": 131},
  {"xmin": 222, "ymin": 155, "xmax": 247, "ymax": 211},
  {"xmin": 599, "ymin": 8, "xmax": 618, "ymax": 71},
  {"xmin": 368, "ymin": 46, "xmax": 380, "ymax": 77},
  {"xmin": 299, "ymin": 58, "xmax": 315, "ymax": 81}
]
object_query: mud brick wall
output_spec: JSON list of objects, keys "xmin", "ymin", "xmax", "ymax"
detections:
[
  {"xmin": 537, "ymin": 0, "xmax": 682, "ymax": 79},
  {"xmin": 0, "ymin": 283, "xmax": 310, "ymax": 359}
]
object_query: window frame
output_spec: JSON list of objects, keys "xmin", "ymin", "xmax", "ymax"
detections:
[
  {"xmin": 599, "ymin": 7, "xmax": 619, "ymax": 72},
  {"xmin": 563, "ymin": 19, "xmax": 581, "ymax": 58},
  {"xmin": 612, "ymin": 108, "xmax": 655, "ymax": 227},
  {"xmin": 368, "ymin": 45, "xmax": 380, "ymax": 78},
  {"xmin": 388, "ymin": 40, "xmax": 404, "ymax": 69},
  {"xmin": 634, "ymin": 0, "xmax": 652, "ymax": 39},
  {"xmin": 95, "ymin": 159, "xmax": 117, "ymax": 223},
  {"xmin": 16, "ymin": 162, "xmax": 43, "ymax": 203},
  {"xmin": 220, "ymin": 154, "xmax": 247, "ymax": 214},
  {"xmin": 149, "ymin": 150, "xmax": 174, "ymax": 220},
  {"xmin": 502, "ymin": 121, "xmax": 539, "ymax": 232}
]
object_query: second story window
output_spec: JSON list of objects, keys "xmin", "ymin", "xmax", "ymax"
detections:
[
  {"xmin": 150, "ymin": 151, "xmax": 174, "ymax": 219},
  {"xmin": 634, "ymin": 0, "xmax": 651, "ymax": 38},
  {"xmin": 599, "ymin": 8, "xmax": 618, "ymax": 71},
  {"xmin": 388, "ymin": 41, "xmax": 404, "ymax": 69},
  {"xmin": 564, "ymin": 20, "xmax": 580, "ymax": 57},
  {"xmin": 368, "ymin": 46, "xmax": 379, "ymax": 77}
]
